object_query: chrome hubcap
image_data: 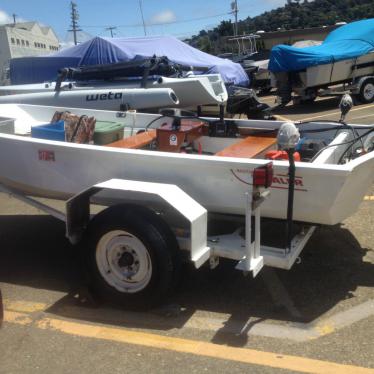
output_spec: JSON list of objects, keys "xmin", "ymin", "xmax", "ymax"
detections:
[{"xmin": 363, "ymin": 83, "xmax": 374, "ymax": 101}]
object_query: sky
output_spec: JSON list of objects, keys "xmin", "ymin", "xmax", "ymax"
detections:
[{"xmin": 0, "ymin": 0, "xmax": 288, "ymax": 42}]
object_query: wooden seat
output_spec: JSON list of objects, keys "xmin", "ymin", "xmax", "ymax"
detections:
[
  {"xmin": 105, "ymin": 130, "xmax": 156, "ymax": 149},
  {"xmin": 215, "ymin": 135, "xmax": 276, "ymax": 158}
]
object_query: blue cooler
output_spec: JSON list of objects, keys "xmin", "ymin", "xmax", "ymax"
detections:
[{"xmin": 31, "ymin": 121, "xmax": 65, "ymax": 141}]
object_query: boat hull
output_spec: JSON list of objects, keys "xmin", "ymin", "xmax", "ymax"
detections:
[
  {"xmin": 0, "ymin": 74, "xmax": 228, "ymax": 107},
  {"xmin": 0, "ymin": 133, "xmax": 372, "ymax": 225},
  {"xmin": 0, "ymin": 88, "xmax": 179, "ymax": 111}
]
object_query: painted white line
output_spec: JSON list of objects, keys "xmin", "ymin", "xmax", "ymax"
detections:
[
  {"xmin": 313, "ymin": 301, "xmax": 374, "ymax": 336},
  {"xmin": 298, "ymin": 103, "xmax": 374, "ymax": 122}
]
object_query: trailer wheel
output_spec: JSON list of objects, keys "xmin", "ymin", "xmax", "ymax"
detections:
[
  {"xmin": 358, "ymin": 79, "xmax": 374, "ymax": 103},
  {"xmin": 85, "ymin": 204, "xmax": 180, "ymax": 309}
]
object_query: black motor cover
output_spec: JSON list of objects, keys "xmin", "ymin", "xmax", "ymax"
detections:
[{"xmin": 296, "ymin": 138, "xmax": 327, "ymax": 161}]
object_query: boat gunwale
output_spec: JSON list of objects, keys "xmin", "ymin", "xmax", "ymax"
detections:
[{"xmin": 0, "ymin": 130, "xmax": 370, "ymax": 176}]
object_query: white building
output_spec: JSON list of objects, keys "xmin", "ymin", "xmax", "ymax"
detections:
[{"xmin": 0, "ymin": 21, "xmax": 60, "ymax": 84}]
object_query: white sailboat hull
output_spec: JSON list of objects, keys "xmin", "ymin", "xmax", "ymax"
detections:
[
  {"xmin": 0, "ymin": 88, "xmax": 179, "ymax": 111},
  {"xmin": 0, "ymin": 74, "xmax": 228, "ymax": 107}
]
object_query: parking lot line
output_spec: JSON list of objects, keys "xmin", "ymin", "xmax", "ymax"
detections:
[
  {"xmin": 298, "ymin": 103, "xmax": 374, "ymax": 122},
  {"xmin": 4, "ymin": 310, "xmax": 33, "ymax": 325},
  {"xmin": 3, "ymin": 310, "xmax": 374, "ymax": 374},
  {"xmin": 4, "ymin": 299, "xmax": 48, "ymax": 313},
  {"xmin": 274, "ymin": 114, "xmax": 291, "ymax": 122}
]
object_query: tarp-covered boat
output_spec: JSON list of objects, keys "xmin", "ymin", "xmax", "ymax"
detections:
[
  {"xmin": 269, "ymin": 19, "xmax": 374, "ymax": 73},
  {"xmin": 269, "ymin": 19, "xmax": 374, "ymax": 104},
  {"xmin": 10, "ymin": 36, "xmax": 249, "ymax": 86}
]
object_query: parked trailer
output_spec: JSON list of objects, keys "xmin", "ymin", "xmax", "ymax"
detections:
[
  {"xmin": 272, "ymin": 70, "xmax": 374, "ymax": 106},
  {"xmin": 0, "ymin": 169, "xmax": 315, "ymax": 308}
]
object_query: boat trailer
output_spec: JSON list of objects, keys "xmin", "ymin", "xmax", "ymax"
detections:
[
  {"xmin": 0, "ymin": 122, "xmax": 318, "ymax": 306},
  {"xmin": 0, "ymin": 175, "xmax": 315, "ymax": 273}
]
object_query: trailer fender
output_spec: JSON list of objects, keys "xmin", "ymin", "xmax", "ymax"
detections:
[{"xmin": 65, "ymin": 178, "xmax": 210, "ymax": 268}]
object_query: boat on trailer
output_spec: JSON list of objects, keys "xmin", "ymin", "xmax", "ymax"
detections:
[
  {"xmin": 0, "ymin": 103, "xmax": 372, "ymax": 225},
  {"xmin": 269, "ymin": 19, "xmax": 374, "ymax": 104},
  {"xmin": 0, "ymin": 101, "xmax": 372, "ymax": 306}
]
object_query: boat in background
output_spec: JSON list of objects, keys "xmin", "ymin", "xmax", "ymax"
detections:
[
  {"xmin": 269, "ymin": 19, "xmax": 374, "ymax": 105},
  {"xmin": 0, "ymin": 74, "xmax": 227, "ymax": 108},
  {"xmin": 0, "ymin": 87, "xmax": 181, "ymax": 112},
  {"xmin": 220, "ymin": 34, "xmax": 272, "ymax": 94}
]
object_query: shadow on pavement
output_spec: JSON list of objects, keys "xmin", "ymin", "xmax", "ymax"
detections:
[
  {"xmin": 273, "ymin": 97, "xmax": 341, "ymax": 118},
  {"xmin": 0, "ymin": 214, "xmax": 373, "ymax": 347}
]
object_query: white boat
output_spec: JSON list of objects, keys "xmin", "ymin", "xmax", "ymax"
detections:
[
  {"xmin": 0, "ymin": 103, "xmax": 372, "ymax": 226},
  {"xmin": 0, "ymin": 87, "xmax": 180, "ymax": 112},
  {"xmin": 272, "ymin": 51, "xmax": 374, "ymax": 104},
  {"xmin": 270, "ymin": 19, "xmax": 374, "ymax": 104},
  {"xmin": 0, "ymin": 74, "xmax": 228, "ymax": 108}
]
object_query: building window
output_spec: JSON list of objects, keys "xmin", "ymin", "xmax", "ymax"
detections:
[
  {"xmin": 16, "ymin": 39, "xmax": 20, "ymax": 45},
  {"xmin": 26, "ymin": 41, "xmax": 29, "ymax": 47},
  {"xmin": 21, "ymin": 40, "xmax": 25, "ymax": 46},
  {"xmin": 11, "ymin": 37, "xmax": 15, "ymax": 44}
]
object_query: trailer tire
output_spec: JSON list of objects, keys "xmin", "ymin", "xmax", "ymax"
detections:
[
  {"xmin": 84, "ymin": 204, "xmax": 180, "ymax": 309},
  {"xmin": 358, "ymin": 79, "xmax": 374, "ymax": 103}
]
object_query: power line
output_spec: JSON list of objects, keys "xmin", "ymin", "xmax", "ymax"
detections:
[
  {"xmin": 105, "ymin": 26, "xmax": 117, "ymax": 37},
  {"xmin": 138, "ymin": 0, "xmax": 147, "ymax": 35},
  {"xmin": 80, "ymin": 11, "xmax": 230, "ymax": 29}
]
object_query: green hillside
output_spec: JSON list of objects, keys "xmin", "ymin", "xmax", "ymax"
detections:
[{"xmin": 188, "ymin": 0, "xmax": 374, "ymax": 53}]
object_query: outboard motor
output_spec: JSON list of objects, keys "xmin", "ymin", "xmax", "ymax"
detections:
[
  {"xmin": 226, "ymin": 86, "xmax": 274, "ymax": 119},
  {"xmin": 277, "ymin": 122, "xmax": 300, "ymax": 252}
]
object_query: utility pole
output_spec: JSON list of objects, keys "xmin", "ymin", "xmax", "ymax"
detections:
[
  {"xmin": 139, "ymin": 0, "xmax": 147, "ymax": 36},
  {"xmin": 12, "ymin": 14, "xmax": 16, "ymax": 26},
  {"xmin": 69, "ymin": 1, "xmax": 82, "ymax": 45},
  {"xmin": 231, "ymin": 1, "xmax": 238, "ymax": 36},
  {"xmin": 106, "ymin": 26, "xmax": 117, "ymax": 37}
]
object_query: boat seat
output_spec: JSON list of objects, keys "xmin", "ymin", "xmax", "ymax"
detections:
[
  {"xmin": 215, "ymin": 135, "xmax": 276, "ymax": 158},
  {"xmin": 105, "ymin": 130, "xmax": 156, "ymax": 149}
]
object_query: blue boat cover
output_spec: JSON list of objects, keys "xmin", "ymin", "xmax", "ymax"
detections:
[
  {"xmin": 269, "ymin": 18, "xmax": 374, "ymax": 73},
  {"xmin": 10, "ymin": 36, "xmax": 249, "ymax": 86}
]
